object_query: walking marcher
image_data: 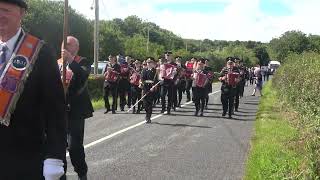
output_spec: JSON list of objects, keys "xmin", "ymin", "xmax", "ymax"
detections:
[
  {"xmin": 251, "ymin": 65, "xmax": 263, "ymax": 96},
  {"xmin": 103, "ymin": 55, "xmax": 121, "ymax": 114},
  {"xmin": 118, "ymin": 56, "xmax": 131, "ymax": 111},
  {"xmin": 0, "ymin": 1, "xmax": 66, "ymax": 179},
  {"xmin": 219, "ymin": 57, "xmax": 240, "ymax": 118},
  {"xmin": 130, "ymin": 60, "xmax": 143, "ymax": 114},
  {"xmin": 204, "ymin": 58, "xmax": 214, "ymax": 109},
  {"xmin": 141, "ymin": 58, "xmax": 158, "ymax": 123},
  {"xmin": 58, "ymin": 36, "xmax": 94, "ymax": 180}
]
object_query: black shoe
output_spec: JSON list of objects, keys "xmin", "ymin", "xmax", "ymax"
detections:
[
  {"xmin": 104, "ymin": 109, "xmax": 110, "ymax": 114},
  {"xmin": 228, "ymin": 115, "xmax": 232, "ymax": 119},
  {"xmin": 235, "ymin": 108, "xmax": 238, "ymax": 112},
  {"xmin": 136, "ymin": 110, "xmax": 140, "ymax": 114},
  {"xmin": 146, "ymin": 118, "xmax": 151, "ymax": 123},
  {"xmin": 120, "ymin": 108, "xmax": 124, "ymax": 111},
  {"xmin": 222, "ymin": 112, "xmax": 226, "ymax": 117},
  {"xmin": 161, "ymin": 110, "xmax": 165, "ymax": 113},
  {"xmin": 112, "ymin": 111, "xmax": 116, "ymax": 114},
  {"xmin": 194, "ymin": 111, "xmax": 198, "ymax": 116},
  {"xmin": 200, "ymin": 112, "xmax": 204, "ymax": 116},
  {"xmin": 167, "ymin": 110, "xmax": 171, "ymax": 115},
  {"xmin": 173, "ymin": 107, "xmax": 176, "ymax": 111}
]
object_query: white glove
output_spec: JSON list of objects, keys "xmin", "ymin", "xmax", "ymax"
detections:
[{"xmin": 43, "ymin": 158, "xmax": 64, "ymax": 180}]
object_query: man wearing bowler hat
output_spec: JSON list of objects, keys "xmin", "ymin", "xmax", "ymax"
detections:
[{"xmin": 0, "ymin": 0, "xmax": 66, "ymax": 179}]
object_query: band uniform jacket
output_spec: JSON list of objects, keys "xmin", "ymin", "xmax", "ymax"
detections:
[
  {"xmin": 0, "ymin": 32, "xmax": 67, "ymax": 175},
  {"xmin": 67, "ymin": 57, "xmax": 94, "ymax": 120},
  {"xmin": 103, "ymin": 63, "xmax": 121, "ymax": 88}
]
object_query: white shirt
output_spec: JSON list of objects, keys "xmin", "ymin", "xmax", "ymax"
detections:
[{"xmin": 0, "ymin": 27, "xmax": 22, "ymax": 62}]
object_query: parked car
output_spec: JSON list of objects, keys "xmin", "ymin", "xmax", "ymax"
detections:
[{"xmin": 91, "ymin": 61, "xmax": 108, "ymax": 75}]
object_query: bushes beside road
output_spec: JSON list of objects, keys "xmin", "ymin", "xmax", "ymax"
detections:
[{"xmin": 245, "ymin": 52, "xmax": 320, "ymax": 179}]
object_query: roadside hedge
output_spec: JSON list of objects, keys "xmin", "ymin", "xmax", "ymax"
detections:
[
  {"xmin": 272, "ymin": 51, "xmax": 320, "ymax": 177},
  {"xmin": 88, "ymin": 75, "xmax": 104, "ymax": 100}
]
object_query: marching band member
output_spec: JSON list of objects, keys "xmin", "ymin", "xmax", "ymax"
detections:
[
  {"xmin": 141, "ymin": 58, "xmax": 158, "ymax": 123},
  {"xmin": 103, "ymin": 54, "xmax": 121, "ymax": 114},
  {"xmin": 192, "ymin": 58, "xmax": 209, "ymax": 116},
  {"xmin": 118, "ymin": 55, "xmax": 131, "ymax": 111},
  {"xmin": 204, "ymin": 58, "xmax": 214, "ymax": 109},
  {"xmin": 160, "ymin": 51, "xmax": 177, "ymax": 114},
  {"xmin": 233, "ymin": 58, "xmax": 242, "ymax": 112},
  {"xmin": 130, "ymin": 60, "xmax": 143, "ymax": 114},
  {"xmin": 218, "ymin": 57, "xmax": 240, "ymax": 118},
  {"xmin": 175, "ymin": 56, "xmax": 186, "ymax": 107},
  {"xmin": 0, "ymin": 0, "xmax": 66, "ymax": 179},
  {"xmin": 185, "ymin": 57, "xmax": 196, "ymax": 102}
]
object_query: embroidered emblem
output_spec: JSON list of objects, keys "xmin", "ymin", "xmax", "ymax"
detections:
[{"xmin": 11, "ymin": 55, "xmax": 29, "ymax": 71}]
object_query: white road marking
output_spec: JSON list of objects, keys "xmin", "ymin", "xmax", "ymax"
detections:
[{"xmin": 66, "ymin": 90, "xmax": 221, "ymax": 157}]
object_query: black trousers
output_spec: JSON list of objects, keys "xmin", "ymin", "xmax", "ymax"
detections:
[
  {"xmin": 67, "ymin": 116, "xmax": 87, "ymax": 177},
  {"xmin": 177, "ymin": 80, "xmax": 186, "ymax": 106},
  {"xmin": 144, "ymin": 91, "xmax": 155, "ymax": 119},
  {"xmin": 185, "ymin": 79, "xmax": 193, "ymax": 101},
  {"xmin": 221, "ymin": 87, "xmax": 235, "ymax": 116},
  {"xmin": 118, "ymin": 79, "xmax": 131, "ymax": 109},
  {"xmin": 104, "ymin": 82, "xmax": 118, "ymax": 111},
  {"xmin": 131, "ymin": 85, "xmax": 142, "ymax": 111},
  {"xmin": 161, "ymin": 81, "xmax": 174, "ymax": 112},
  {"xmin": 234, "ymin": 86, "xmax": 240, "ymax": 110},
  {"xmin": 194, "ymin": 87, "xmax": 206, "ymax": 113}
]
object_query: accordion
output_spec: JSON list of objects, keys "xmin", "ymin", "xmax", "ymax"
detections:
[
  {"xmin": 160, "ymin": 64, "xmax": 176, "ymax": 80},
  {"xmin": 194, "ymin": 72, "xmax": 207, "ymax": 88},
  {"xmin": 105, "ymin": 70, "xmax": 118, "ymax": 82},
  {"xmin": 185, "ymin": 62, "xmax": 194, "ymax": 78},
  {"xmin": 120, "ymin": 64, "xmax": 129, "ymax": 76},
  {"xmin": 227, "ymin": 72, "xmax": 240, "ymax": 87},
  {"xmin": 130, "ymin": 72, "xmax": 141, "ymax": 86}
]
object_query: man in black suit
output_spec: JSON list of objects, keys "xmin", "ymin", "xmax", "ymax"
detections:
[
  {"xmin": 60, "ymin": 36, "xmax": 94, "ymax": 180},
  {"xmin": 0, "ymin": 0, "xmax": 66, "ymax": 179}
]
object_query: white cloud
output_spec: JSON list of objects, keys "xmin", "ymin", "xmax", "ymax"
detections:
[{"xmin": 62, "ymin": 0, "xmax": 320, "ymax": 42}]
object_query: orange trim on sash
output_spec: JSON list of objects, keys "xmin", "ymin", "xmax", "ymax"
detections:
[{"xmin": 0, "ymin": 34, "xmax": 42, "ymax": 124}]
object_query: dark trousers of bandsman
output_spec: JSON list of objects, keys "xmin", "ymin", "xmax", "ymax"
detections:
[
  {"xmin": 118, "ymin": 79, "xmax": 131, "ymax": 111},
  {"xmin": 104, "ymin": 82, "xmax": 118, "ymax": 113},
  {"xmin": 234, "ymin": 85, "xmax": 241, "ymax": 112},
  {"xmin": 194, "ymin": 86, "xmax": 206, "ymax": 116},
  {"xmin": 185, "ymin": 79, "xmax": 193, "ymax": 102},
  {"xmin": 153, "ymin": 86, "xmax": 161, "ymax": 105},
  {"xmin": 204, "ymin": 82, "xmax": 212, "ymax": 108},
  {"xmin": 172, "ymin": 84, "xmax": 178, "ymax": 110},
  {"xmin": 221, "ymin": 87, "xmax": 235, "ymax": 118},
  {"xmin": 177, "ymin": 80, "xmax": 186, "ymax": 107},
  {"xmin": 161, "ymin": 80, "xmax": 174, "ymax": 113},
  {"xmin": 144, "ymin": 90, "xmax": 155, "ymax": 122},
  {"xmin": 131, "ymin": 85, "xmax": 142, "ymax": 114}
]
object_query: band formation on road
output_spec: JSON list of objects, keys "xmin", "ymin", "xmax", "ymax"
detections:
[{"xmin": 0, "ymin": 0, "xmax": 270, "ymax": 179}]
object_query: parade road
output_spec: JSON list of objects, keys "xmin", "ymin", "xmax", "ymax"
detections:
[{"xmin": 66, "ymin": 83, "xmax": 260, "ymax": 180}]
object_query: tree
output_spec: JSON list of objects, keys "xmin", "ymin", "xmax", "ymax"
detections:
[{"xmin": 254, "ymin": 46, "xmax": 270, "ymax": 66}]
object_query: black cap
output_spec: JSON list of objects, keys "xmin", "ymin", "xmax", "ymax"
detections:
[
  {"xmin": 226, "ymin": 56, "xmax": 233, "ymax": 62},
  {"xmin": 234, "ymin": 57, "xmax": 241, "ymax": 63},
  {"xmin": 198, "ymin": 58, "xmax": 205, "ymax": 64},
  {"xmin": 1, "ymin": 0, "xmax": 27, "ymax": 9}
]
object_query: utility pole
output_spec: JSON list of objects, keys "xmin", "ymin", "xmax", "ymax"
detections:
[
  {"xmin": 185, "ymin": 41, "xmax": 188, "ymax": 51},
  {"xmin": 94, "ymin": 0, "xmax": 99, "ymax": 75},
  {"xmin": 147, "ymin": 25, "xmax": 149, "ymax": 54}
]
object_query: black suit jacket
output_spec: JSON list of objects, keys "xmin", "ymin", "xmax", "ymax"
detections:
[
  {"xmin": 67, "ymin": 57, "xmax": 94, "ymax": 120},
  {"xmin": 0, "ymin": 33, "xmax": 67, "ymax": 175}
]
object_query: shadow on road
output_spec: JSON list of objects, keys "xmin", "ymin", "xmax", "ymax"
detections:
[{"xmin": 152, "ymin": 122, "xmax": 212, "ymax": 129}]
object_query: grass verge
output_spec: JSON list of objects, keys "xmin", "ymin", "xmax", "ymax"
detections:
[
  {"xmin": 92, "ymin": 98, "xmax": 105, "ymax": 110},
  {"xmin": 244, "ymin": 81, "xmax": 307, "ymax": 180}
]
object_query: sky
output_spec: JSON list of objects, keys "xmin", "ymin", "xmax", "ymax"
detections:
[{"xmin": 58, "ymin": 0, "xmax": 320, "ymax": 42}]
